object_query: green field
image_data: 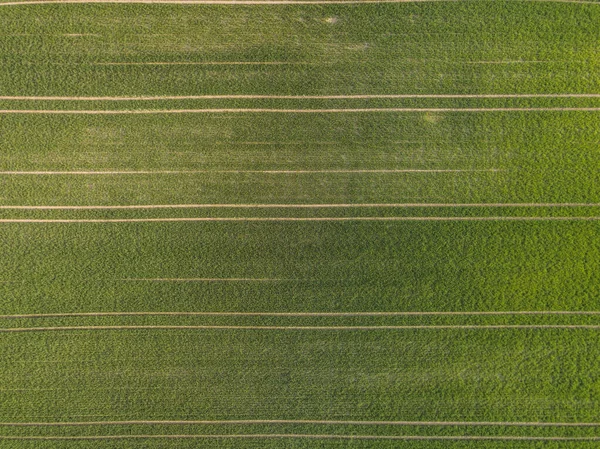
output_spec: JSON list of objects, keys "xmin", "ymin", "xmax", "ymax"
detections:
[{"xmin": 1, "ymin": 0, "xmax": 600, "ymax": 447}]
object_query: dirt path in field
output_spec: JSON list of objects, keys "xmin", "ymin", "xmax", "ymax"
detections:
[
  {"xmin": 1, "ymin": 94, "xmax": 599, "ymax": 100},
  {"xmin": 0, "ymin": 216, "xmax": 598, "ymax": 223},
  {"xmin": 2, "ymin": 419, "xmax": 599, "ymax": 427},
  {"xmin": 0, "ymin": 203, "xmax": 597, "ymax": 210},
  {"xmin": 0, "ymin": 107, "xmax": 599, "ymax": 114}
]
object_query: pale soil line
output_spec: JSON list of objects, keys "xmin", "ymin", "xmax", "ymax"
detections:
[
  {"xmin": 1, "ymin": 0, "xmax": 598, "ymax": 6},
  {"xmin": 121, "ymin": 278, "xmax": 292, "ymax": 281},
  {"xmin": 0, "ymin": 434, "xmax": 598, "ymax": 441},
  {"xmin": 94, "ymin": 62, "xmax": 308, "ymax": 66},
  {"xmin": 0, "ymin": 216, "xmax": 599, "ymax": 223},
  {"xmin": 3, "ymin": 419, "xmax": 599, "ymax": 427},
  {"xmin": 464, "ymin": 61, "xmax": 550, "ymax": 64},
  {"xmin": 0, "ymin": 0, "xmax": 460, "ymax": 6},
  {"xmin": 0, "ymin": 169, "xmax": 500, "ymax": 175},
  {"xmin": 522, "ymin": 0, "xmax": 600, "ymax": 4},
  {"xmin": 1, "ymin": 107, "xmax": 600, "ymax": 114},
  {"xmin": 2, "ymin": 311, "xmax": 599, "ymax": 319},
  {"xmin": 0, "ymin": 0, "xmax": 597, "ymax": 5},
  {"xmin": 1, "ymin": 325, "xmax": 600, "ymax": 332},
  {"xmin": 0, "ymin": 203, "xmax": 596, "ymax": 210},
  {"xmin": 217, "ymin": 141, "xmax": 339, "ymax": 144},
  {"xmin": 1, "ymin": 94, "xmax": 600, "ymax": 100}
]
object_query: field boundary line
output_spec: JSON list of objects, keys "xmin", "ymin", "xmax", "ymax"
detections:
[
  {"xmin": 0, "ymin": 203, "xmax": 597, "ymax": 210},
  {"xmin": 1, "ymin": 107, "xmax": 600, "ymax": 114},
  {"xmin": 2, "ymin": 311, "xmax": 600, "ymax": 319},
  {"xmin": 2, "ymin": 419, "xmax": 599, "ymax": 427},
  {"xmin": 0, "ymin": 169, "xmax": 499, "ymax": 175},
  {"xmin": 0, "ymin": 216, "xmax": 599, "ymax": 223},
  {"xmin": 0, "ymin": 0, "xmax": 598, "ymax": 6},
  {"xmin": 2, "ymin": 325, "xmax": 600, "ymax": 332},
  {"xmin": 2, "ymin": 94, "xmax": 600, "ymax": 101},
  {"xmin": 0, "ymin": 0, "xmax": 464, "ymax": 7},
  {"xmin": 0, "ymin": 434, "xmax": 598, "ymax": 441}
]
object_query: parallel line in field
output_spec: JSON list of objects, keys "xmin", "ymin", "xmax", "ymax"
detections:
[
  {"xmin": 2, "ymin": 94, "xmax": 600, "ymax": 100},
  {"xmin": 0, "ymin": 0, "xmax": 597, "ymax": 6},
  {"xmin": 0, "ymin": 216, "xmax": 599, "ymax": 223},
  {"xmin": 464, "ymin": 61, "xmax": 549, "ymax": 64},
  {"xmin": 0, "ymin": 203, "xmax": 596, "ymax": 210},
  {"xmin": 2, "ymin": 325, "xmax": 600, "ymax": 332},
  {"xmin": 0, "ymin": 169, "xmax": 498, "ymax": 175},
  {"xmin": 3, "ymin": 419, "xmax": 600, "ymax": 427},
  {"xmin": 523, "ymin": 0, "xmax": 600, "ymax": 4},
  {"xmin": 2, "ymin": 311, "xmax": 600, "ymax": 319},
  {"xmin": 0, "ymin": 0, "xmax": 462, "ymax": 6},
  {"xmin": 0, "ymin": 434, "xmax": 599, "ymax": 441},
  {"xmin": 94, "ymin": 62, "xmax": 309, "ymax": 66},
  {"xmin": 1, "ymin": 107, "xmax": 600, "ymax": 114},
  {"xmin": 121, "ymin": 278, "xmax": 291, "ymax": 282}
]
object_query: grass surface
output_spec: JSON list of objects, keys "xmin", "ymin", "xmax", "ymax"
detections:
[{"xmin": 0, "ymin": 0, "xmax": 599, "ymax": 447}]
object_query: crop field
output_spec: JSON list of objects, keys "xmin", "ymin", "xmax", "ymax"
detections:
[{"xmin": 1, "ymin": 0, "xmax": 600, "ymax": 447}]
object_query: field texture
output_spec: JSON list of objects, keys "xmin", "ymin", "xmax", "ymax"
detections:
[{"xmin": 1, "ymin": 0, "xmax": 600, "ymax": 447}]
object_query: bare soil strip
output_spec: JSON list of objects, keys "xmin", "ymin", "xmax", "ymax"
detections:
[
  {"xmin": 0, "ymin": 203, "xmax": 595, "ymax": 210},
  {"xmin": 2, "ymin": 419, "xmax": 599, "ymax": 427},
  {"xmin": 1, "ymin": 311, "xmax": 599, "ymax": 319},
  {"xmin": 1, "ymin": 107, "xmax": 600, "ymax": 114},
  {"xmin": 1, "ymin": 94, "xmax": 600, "ymax": 101},
  {"xmin": 1, "ymin": 325, "xmax": 600, "ymax": 332},
  {"xmin": 0, "ymin": 434, "xmax": 598, "ymax": 441},
  {"xmin": 0, "ymin": 169, "xmax": 498, "ymax": 175},
  {"xmin": 0, "ymin": 217, "xmax": 599, "ymax": 223}
]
